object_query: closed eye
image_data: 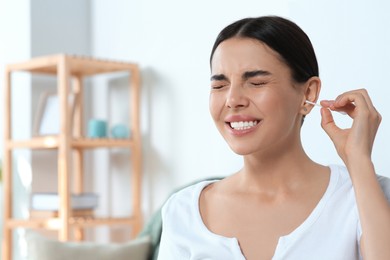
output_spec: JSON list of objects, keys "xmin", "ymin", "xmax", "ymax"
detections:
[
  {"xmin": 210, "ymin": 74, "xmax": 229, "ymax": 90},
  {"xmin": 250, "ymin": 82, "xmax": 267, "ymax": 87},
  {"xmin": 211, "ymin": 85, "xmax": 226, "ymax": 90}
]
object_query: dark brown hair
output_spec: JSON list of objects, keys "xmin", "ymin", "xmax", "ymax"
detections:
[{"xmin": 210, "ymin": 16, "xmax": 319, "ymax": 83}]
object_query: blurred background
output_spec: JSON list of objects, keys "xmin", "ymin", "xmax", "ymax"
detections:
[{"xmin": 0, "ymin": 0, "xmax": 389, "ymax": 258}]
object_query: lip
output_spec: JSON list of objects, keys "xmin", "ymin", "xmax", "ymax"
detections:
[{"xmin": 224, "ymin": 115, "xmax": 262, "ymax": 136}]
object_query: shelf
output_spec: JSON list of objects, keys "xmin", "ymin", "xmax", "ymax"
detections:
[
  {"xmin": 6, "ymin": 136, "xmax": 59, "ymax": 149},
  {"xmin": 7, "ymin": 54, "xmax": 139, "ymax": 77},
  {"xmin": 69, "ymin": 216, "xmax": 137, "ymax": 227},
  {"xmin": 6, "ymin": 136, "xmax": 134, "ymax": 150},
  {"xmin": 2, "ymin": 54, "xmax": 142, "ymax": 260},
  {"xmin": 6, "ymin": 216, "xmax": 137, "ymax": 230},
  {"xmin": 72, "ymin": 138, "xmax": 135, "ymax": 149}
]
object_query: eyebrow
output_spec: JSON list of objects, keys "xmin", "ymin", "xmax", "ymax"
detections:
[
  {"xmin": 210, "ymin": 70, "xmax": 271, "ymax": 81},
  {"xmin": 242, "ymin": 70, "xmax": 271, "ymax": 80},
  {"xmin": 210, "ymin": 74, "xmax": 228, "ymax": 81}
]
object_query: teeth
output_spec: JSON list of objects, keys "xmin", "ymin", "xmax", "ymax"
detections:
[{"xmin": 230, "ymin": 121, "xmax": 258, "ymax": 130}]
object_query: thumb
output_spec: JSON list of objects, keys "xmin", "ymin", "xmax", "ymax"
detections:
[{"xmin": 320, "ymin": 107, "xmax": 341, "ymax": 142}]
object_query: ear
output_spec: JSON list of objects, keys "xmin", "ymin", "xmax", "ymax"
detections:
[{"xmin": 301, "ymin": 76, "xmax": 321, "ymax": 115}]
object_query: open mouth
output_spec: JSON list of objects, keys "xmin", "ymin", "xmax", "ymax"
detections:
[{"xmin": 227, "ymin": 120, "xmax": 260, "ymax": 131}]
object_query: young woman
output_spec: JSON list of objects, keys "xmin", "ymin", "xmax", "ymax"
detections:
[{"xmin": 158, "ymin": 16, "xmax": 390, "ymax": 259}]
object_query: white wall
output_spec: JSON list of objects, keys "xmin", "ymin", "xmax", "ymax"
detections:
[
  {"xmin": 0, "ymin": 1, "xmax": 32, "ymax": 143},
  {"xmin": 0, "ymin": 1, "xmax": 32, "ymax": 259},
  {"xmin": 292, "ymin": 0, "xmax": 390, "ymax": 173},
  {"xmin": 29, "ymin": 0, "xmax": 91, "ymax": 193},
  {"xmin": 91, "ymin": 0, "xmax": 390, "ymax": 219},
  {"xmin": 0, "ymin": 0, "xmax": 91, "ymax": 257}
]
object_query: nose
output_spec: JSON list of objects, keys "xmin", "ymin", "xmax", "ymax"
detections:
[{"xmin": 226, "ymin": 84, "xmax": 249, "ymax": 109}]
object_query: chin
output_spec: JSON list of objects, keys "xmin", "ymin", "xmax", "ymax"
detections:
[{"xmin": 228, "ymin": 144, "xmax": 257, "ymax": 156}]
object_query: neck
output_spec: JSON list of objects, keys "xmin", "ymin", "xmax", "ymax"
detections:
[{"xmin": 238, "ymin": 142, "xmax": 319, "ymax": 194}]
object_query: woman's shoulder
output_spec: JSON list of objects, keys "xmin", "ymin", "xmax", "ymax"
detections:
[
  {"xmin": 330, "ymin": 164, "xmax": 390, "ymax": 201},
  {"xmin": 161, "ymin": 179, "xmax": 220, "ymax": 218},
  {"xmin": 377, "ymin": 174, "xmax": 390, "ymax": 201}
]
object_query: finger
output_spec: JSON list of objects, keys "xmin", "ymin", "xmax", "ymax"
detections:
[
  {"xmin": 349, "ymin": 89, "xmax": 382, "ymax": 131},
  {"xmin": 332, "ymin": 92, "xmax": 369, "ymax": 118},
  {"xmin": 354, "ymin": 89, "xmax": 382, "ymax": 124},
  {"xmin": 321, "ymin": 89, "xmax": 381, "ymax": 123},
  {"xmin": 342, "ymin": 88, "xmax": 375, "ymax": 111},
  {"xmin": 357, "ymin": 89, "xmax": 374, "ymax": 108},
  {"xmin": 320, "ymin": 99, "xmax": 355, "ymax": 116},
  {"xmin": 335, "ymin": 91, "xmax": 381, "ymax": 129},
  {"xmin": 333, "ymin": 90, "xmax": 381, "ymax": 141},
  {"xmin": 334, "ymin": 89, "xmax": 375, "ymax": 111},
  {"xmin": 320, "ymin": 107, "xmax": 343, "ymax": 143}
]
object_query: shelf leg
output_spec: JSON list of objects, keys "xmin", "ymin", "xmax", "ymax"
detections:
[
  {"xmin": 129, "ymin": 67, "xmax": 142, "ymax": 238},
  {"xmin": 2, "ymin": 68, "xmax": 13, "ymax": 260},
  {"xmin": 57, "ymin": 55, "xmax": 71, "ymax": 241},
  {"xmin": 72, "ymin": 75, "xmax": 85, "ymax": 240}
]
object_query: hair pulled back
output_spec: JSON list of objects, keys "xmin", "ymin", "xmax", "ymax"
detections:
[{"xmin": 210, "ymin": 16, "xmax": 319, "ymax": 83}]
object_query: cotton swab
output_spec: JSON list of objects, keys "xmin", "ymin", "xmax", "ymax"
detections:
[{"xmin": 305, "ymin": 100, "xmax": 347, "ymax": 115}]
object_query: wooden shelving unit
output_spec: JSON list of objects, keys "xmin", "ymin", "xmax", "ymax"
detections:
[{"xmin": 2, "ymin": 54, "xmax": 142, "ymax": 260}]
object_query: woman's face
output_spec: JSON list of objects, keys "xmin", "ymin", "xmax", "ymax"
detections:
[{"xmin": 209, "ymin": 37, "xmax": 305, "ymax": 156}]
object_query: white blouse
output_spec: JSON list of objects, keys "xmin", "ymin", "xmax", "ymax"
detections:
[{"xmin": 158, "ymin": 165, "xmax": 390, "ymax": 260}]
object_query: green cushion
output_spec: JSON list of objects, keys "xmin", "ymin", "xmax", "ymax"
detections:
[
  {"xmin": 26, "ymin": 231, "xmax": 151, "ymax": 260},
  {"xmin": 138, "ymin": 176, "xmax": 224, "ymax": 260}
]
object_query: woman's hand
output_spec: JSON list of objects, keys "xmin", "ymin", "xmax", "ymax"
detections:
[
  {"xmin": 321, "ymin": 90, "xmax": 390, "ymax": 259},
  {"xmin": 319, "ymin": 89, "xmax": 381, "ymax": 167}
]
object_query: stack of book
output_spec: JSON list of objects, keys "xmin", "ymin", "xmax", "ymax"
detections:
[{"xmin": 30, "ymin": 192, "xmax": 99, "ymax": 218}]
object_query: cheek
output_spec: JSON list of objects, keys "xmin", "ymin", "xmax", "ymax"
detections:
[
  {"xmin": 251, "ymin": 90, "xmax": 279, "ymax": 112},
  {"xmin": 252, "ymin": 90, "xmax": 300, "ymax": 129},
  {"xmin": 255, "ymin": 87, "xmax": 298, "ymax": 112},
  {"xmin": 263, "ymin": 91, "xmax": 302, "ymax": 128}
]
